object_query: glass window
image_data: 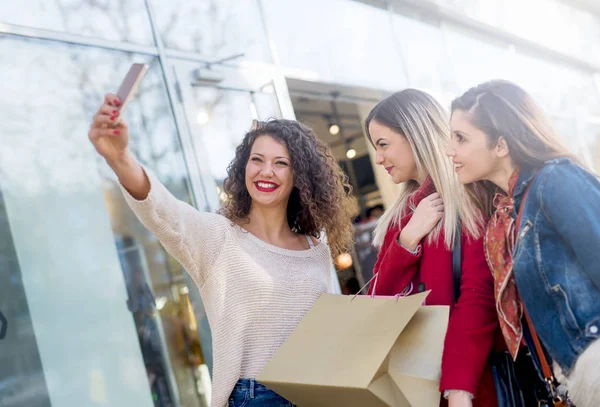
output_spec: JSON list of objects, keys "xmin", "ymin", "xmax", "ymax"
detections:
[
  {"xmin": 506, "ymin": 0, "xmax": 600, "ymax": 66},
  {"xmin": 261, "ymin": 0, "xmax": 407, "ymax": 91},
  {"xmin": 435, "ymin": 0, "xmax": 504, "ymax": 29},
  {"xmin": 435, "ymin": 0, "xmax": 600, "ymax": 65},
  {"xmin": 585, "ymin": 121, "xmax": 600, "ymax": 172},
  {"xmin": 506, "ymin": 54, "xmax": 600, "ymax": 119},
  {"xmin": 443, "ymin": 27, "xmax": 512, "ymax": 91},
  {"xmin": 0, "ymin": 36, "xmax": 210, "ymax": 407},
  {"xmin": 148, "ymin": 0, "xmax": 271, "ymax": 62},
  {"xmin": 551, "ymin": 116, "xmax": 586, "ymax": 159},
  {"xmin": 392, "ymin": 15, "xmax": 454, "ymax": 98},
  {"xmin": 0, "ymin": 0, "xmax": 154, "ymax": 46},
  {"xmin": 0, "ymin": 190, "xmax": 52, "ymax": 406}
]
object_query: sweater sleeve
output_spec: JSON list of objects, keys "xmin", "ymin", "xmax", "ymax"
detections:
[
  {"xmin": 120, "ymin": 167, "xmax": 230, "ymax": 285},
  {"xmin": 368, "ymin": 216, "xmax": 422, "ymax": 296},
  {"xmin": 440, "ymin": 232, "xmax": 497, "ymax": 395},
  {"xmin": 325, "ymin": 250, "xmax": 340, "ymax": 294}
]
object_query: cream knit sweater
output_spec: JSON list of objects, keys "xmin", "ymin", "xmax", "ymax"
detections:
[{"xmin": 121, "ymin": 171, "xmax": 334, "ymax": 407}]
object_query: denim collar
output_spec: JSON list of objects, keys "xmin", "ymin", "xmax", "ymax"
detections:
[
  {"xmin": 513, "ymin": 166, "xmax": 538, "ymax": 202},
  {"xmin": 512, "ymin": 157, "xmax": 571, "ymax": 213}
]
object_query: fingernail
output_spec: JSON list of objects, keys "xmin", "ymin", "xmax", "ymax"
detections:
[
  {"xmin": 112, "ymin": 110, "xmax": 118, "ymax": 115},
  {"xmin": 113, "ymin": 99, "xmax": 120, "ymax": 106},
  {"xmin": 113, "ymin": 130, "xmax": 120, "ymax": 135},
  {"xmin": 110, "ymin": 116, "xmax": 116, "ymax": 121}
]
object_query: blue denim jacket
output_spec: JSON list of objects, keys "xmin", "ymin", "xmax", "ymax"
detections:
[{"xmin": 512, "ymin": 158, "xmax": 600, "ymax": 374}]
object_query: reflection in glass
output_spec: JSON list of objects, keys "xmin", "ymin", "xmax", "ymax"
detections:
[
  {"xmin": 0, "ymin": 36, "xmax": 210, "ymax": 407},
  {"xmin": 148, "ymin": 0, "xmax": 270, "ymax": 62},
  {"xmin": 1, "ymin": 36, "xmax": 156, "ymax": 407},
  {"xmin": 0, "ymin": 0, "xmax": 154, "ymax": 45},
  {"xmin": 116, "ymin": 235, "xmax": 176, "ymax": 407},
  {"xmin": 0, "ymin": 190, "xmax": 51, "ymax": 407}
]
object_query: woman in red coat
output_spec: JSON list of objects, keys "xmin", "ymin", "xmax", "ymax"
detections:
[{"xmin": 365, "ymin": 90, "xmax": 497, "ymax": 407}]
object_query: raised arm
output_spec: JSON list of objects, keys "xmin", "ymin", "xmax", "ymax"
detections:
[
  {"xmin": 88, "ymin": 93, "xmax": 150, "ymax": 200},
  {"xmin": 89, "ymin": 93, "xmax": 229, "ymax": 284}
]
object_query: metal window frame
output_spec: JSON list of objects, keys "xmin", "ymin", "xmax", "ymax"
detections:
[{"xmin": 0, "ymin": 22, "xmax": 159, "ymax": 55}]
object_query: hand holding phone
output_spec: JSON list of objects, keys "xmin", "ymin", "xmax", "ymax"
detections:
[{"xmin": 88, "ymin": 63, "xmax": 148, "ymax": 163}]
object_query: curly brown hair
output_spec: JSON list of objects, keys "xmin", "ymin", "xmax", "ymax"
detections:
[{"xmin": 219, "ymin": 119, "xmax": 357, "ymax": 257}]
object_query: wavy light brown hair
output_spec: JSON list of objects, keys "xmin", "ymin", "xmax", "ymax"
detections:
[
  {"xmin": 220, "ymin": 119, "xmax": 357, "ymax": 257},
  {"xmin": 451, "ymin": 79, "xmax": 584, "ymax": 216}
]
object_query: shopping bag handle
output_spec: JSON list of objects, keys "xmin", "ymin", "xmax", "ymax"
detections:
[
  {"xmin": 350, "ymin": 274, "xmax": 412, "ymax": 302},
  {"xmin": 351, "ymin": 273, "xmax": 377, "ymax": 301}
]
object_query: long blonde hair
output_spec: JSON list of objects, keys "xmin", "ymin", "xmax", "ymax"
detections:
[{"xmin": 365, "ymin": 89, "xmax": 483, "ymax": 249}]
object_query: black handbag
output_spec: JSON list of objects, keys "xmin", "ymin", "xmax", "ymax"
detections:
[
  {"xmin": 487, "ymin": 313, "xmax": 573, "ymax": 407},
  {"xmin": 489, "ymin": 346, "xmax": 554, "ymax": 407}
]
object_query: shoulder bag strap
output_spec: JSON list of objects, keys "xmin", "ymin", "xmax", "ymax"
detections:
[
  {"xmin": 452, "ymin": 219, "xmax": 462, "ymax": 303},
  {"xmin": 516, "ymin": 176, "xmax": 567, "ymax": 406}
]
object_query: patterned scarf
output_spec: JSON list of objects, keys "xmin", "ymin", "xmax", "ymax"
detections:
[{"xmin": 484, "ymin": 170, "xmax": 523, "ymax": 360}]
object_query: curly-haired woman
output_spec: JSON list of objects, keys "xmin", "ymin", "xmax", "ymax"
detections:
[{"xmin": 88, "ymin": 93, "xmax": 356, "ymax": 407}]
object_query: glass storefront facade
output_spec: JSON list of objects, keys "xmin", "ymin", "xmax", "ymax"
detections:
[{"xmin": 1, "ymin": 1, "xmax": 599, "ymax": 406}]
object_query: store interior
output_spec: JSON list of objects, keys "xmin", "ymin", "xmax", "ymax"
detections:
[{"xmin": 286, "ymin": 78, "xmax": 394, "ymax": 293}]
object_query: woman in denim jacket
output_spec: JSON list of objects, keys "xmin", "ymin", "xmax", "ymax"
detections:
[{"xmin": 445, "ymin": 79, "xmax": 600, "ymax": 407}]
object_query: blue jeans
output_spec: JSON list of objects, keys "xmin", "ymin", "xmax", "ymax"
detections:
[{"xmin": 228, "ymin": 379, "xmax": 295, "ymax": 407}]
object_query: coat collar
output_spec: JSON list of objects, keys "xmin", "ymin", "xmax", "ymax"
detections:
[{"xmin": 408, "ymin": 176, "xmax": 436, "ymax": 208}]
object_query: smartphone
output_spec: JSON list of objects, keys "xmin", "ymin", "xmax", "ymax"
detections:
[{"xmin": 114, "ymin": 63, "xmax": 149, "ymax": 123}]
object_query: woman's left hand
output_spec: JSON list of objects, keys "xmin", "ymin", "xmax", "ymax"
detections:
[{"xmin": 447, "ymin": 391, "xmax": 473, "ymax": 407}]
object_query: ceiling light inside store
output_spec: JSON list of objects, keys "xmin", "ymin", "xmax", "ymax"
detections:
[
  {"xmin": 329, "ymin": 124, "xmax": 340, "ymax": 135},
  {"xmin": 156, "ymin": 297, "xmax": 168, "ymax": 311},
  {"xmin": 346, "ymin": 148, "xmax": 357, "ymax": 159},
  {"xmin": 196, "ymin": 109, "xmax": 210, "ymax": 125},
  {"xmin": 335, "ymin": 252, "xmax": 353, "ymax": 270}
]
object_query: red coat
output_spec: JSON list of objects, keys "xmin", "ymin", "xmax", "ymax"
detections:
[{"xmin": 368, "ymin": 178, "xmax": 498, "ymax": 407}]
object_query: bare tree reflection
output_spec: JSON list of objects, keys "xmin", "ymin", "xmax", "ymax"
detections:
[
  {"xmin": 0, "ymin": 36, "xmax": 208, "ymax": 407},
  {"xmin": 0, "ymin": 0, "xmax": 154, "ymax": 45},
  {"xmin": 149, "ymin": 0, "xmax": 270, "ymax": 60}
]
